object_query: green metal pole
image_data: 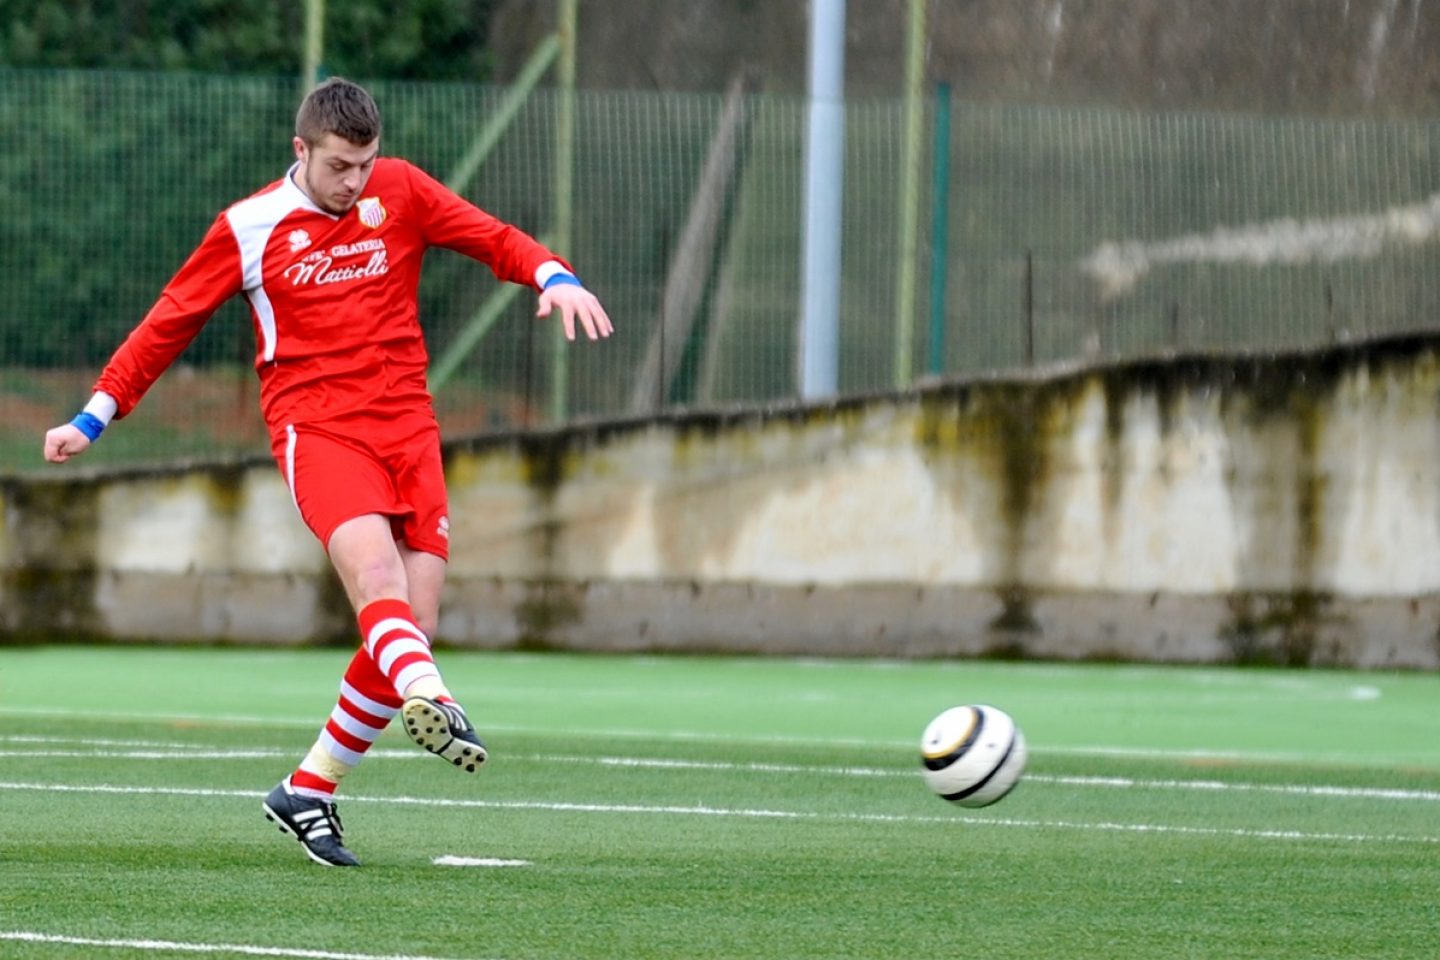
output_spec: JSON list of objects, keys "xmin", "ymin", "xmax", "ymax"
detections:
[
  {"xmin": 444, "ymin": 33, "xmax": 560, "ymax": 194},
  {"xmin": 549, "ymin": 0, "xmax": 577, "ymax": 423},
  {"xmin": 893, "ymin": 0, "xmax": 925, "ymax": 389},
  {"xmin": 430, "ymin": 35, "xmax": 561, "ymax": 398},
  {"xmin": 430, "ymin": 234, "xmax": 554, "ymax": 392},
  {"xmin": 928, "ymin": 82, "xmax": 951, "ymax": 377},
  {"xmin": 427, "ymin": 281, "xmax": 531, "ymax": 393},
  {"xmin": 301, "ymin": 0, "xmax": 325, "ymax": 94}
]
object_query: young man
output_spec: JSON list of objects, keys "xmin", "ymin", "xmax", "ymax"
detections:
[{"xmin": 42, "ymin": 78, "xmax": 613, "ymax": 867}]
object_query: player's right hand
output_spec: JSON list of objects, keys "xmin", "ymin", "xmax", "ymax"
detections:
[{"xmin": 44, "ymin": 424, "xmax": 91, "ymax": 463}]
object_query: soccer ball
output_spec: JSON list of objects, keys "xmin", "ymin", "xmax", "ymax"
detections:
[{"xmin": 920, "ymin": 704, "xmax": 1027, "ymax": 807}]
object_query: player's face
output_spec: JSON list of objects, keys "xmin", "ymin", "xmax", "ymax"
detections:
[{"xmin": 293, "ymin": 133, "xmax": 379, "ymax": 216}]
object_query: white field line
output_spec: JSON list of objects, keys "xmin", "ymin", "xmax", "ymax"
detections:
[
  {"xmin": 0, "ymin": 709, "xmax": 1373, "ymax": 764},
  {"xmin": 3, "ymin": 736, "xmax": 1437, "ymax": 804},
  {"xmin": 0, "ymin": 750, "xmax": 304, "ymax": 761},
  {"xmin": 0, "ymin": 737, "xmax": 420, "ymax": 762},
  {"xmin": 573, "ymin": 755, "xmax": 1440, "ymax": 804},
  {"xmin": 3, "ymin": 735, "xmax": 211, "ymax": 748},
  {"xmin": 0, "ymin": 930, "xmax": 487, "ymax": 960},
  {"xmin": 0, "ymin": 780, "xmax": 1435, "ymax": 846},
  {"xmin": 0, "ymin": 747, "xmax": 423, "ymax": 761}
]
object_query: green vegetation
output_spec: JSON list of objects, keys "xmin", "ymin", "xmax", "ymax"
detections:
[{"xmin": 1, "ymin": 0, "xmax": 500, "ymax": 81}]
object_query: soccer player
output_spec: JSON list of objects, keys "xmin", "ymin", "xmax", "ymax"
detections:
[{"xmin": 42, "ymin": 78, "xmax": 613, "ymax": 867}]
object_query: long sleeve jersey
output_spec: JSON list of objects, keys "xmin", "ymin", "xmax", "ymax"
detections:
[{"xmin": 94, "ymin": 157, "xmax": 564, "ymax": 434}]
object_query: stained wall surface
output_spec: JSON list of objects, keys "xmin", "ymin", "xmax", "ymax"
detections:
[{"xmin": 6, "ymin": 338, "xmax": 1440, "ymax": 667}]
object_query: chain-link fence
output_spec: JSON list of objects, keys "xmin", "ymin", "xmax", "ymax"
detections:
[{"xmin": 4, "ymin": 68, "xmax": 1439, "ymax": 472}]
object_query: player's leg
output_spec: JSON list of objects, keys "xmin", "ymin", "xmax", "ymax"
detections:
[
  {"xmin": 286, "ymin": 435, "xmax": 422, "ymax": 698},
  {"xmin": 262, "ymin": 657, "xmax": 394, "ymax": 868},
  {"xmin": 401, "ymin": 542, "xmax": 445, "ymax": 638},
  {"xmin": 393, "ymin": 543, "xmax": 487, "ymax": 771},
  {"xmin": 289, "ymin": 642, "xmax": 401, "ymax": 798},
  {"xmin": 326, "ymin": 514, "xmax": 456, "ymax": 702},
  {"xmin": 327, "ymin": 517, "xmax": 486, "ymax": 773},
  {"xmin": 377, "ymin": 422, "xmax": 489, "ymax": 772},
  {"xmin": 262, "ymin": 522, "xmax": 471, "ymax": 865},
  {"xmin": 260, "ymin": 428, "xmax": 415, "ymax": 865}
]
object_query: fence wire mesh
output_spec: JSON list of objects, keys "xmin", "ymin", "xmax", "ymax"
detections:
[{"xmin": 3, "ymin": 68, "xmax": 1439, "ymax": 472}]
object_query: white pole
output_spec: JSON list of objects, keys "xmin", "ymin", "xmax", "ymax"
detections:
[{"xmin": 799, "ymin": 0, "xmax": 846, "ymax": 399}]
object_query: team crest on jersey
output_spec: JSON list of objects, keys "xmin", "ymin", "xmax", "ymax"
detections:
[{"xmin": 357, "ymin": 197, "xmax": 387, "ymax": 228}]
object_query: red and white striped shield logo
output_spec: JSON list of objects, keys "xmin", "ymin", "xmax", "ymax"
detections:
[{"xmin": 357, "ymin": 197, "xmax": 386, "ymax": 228}]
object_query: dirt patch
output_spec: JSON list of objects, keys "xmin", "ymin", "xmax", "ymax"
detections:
[{"xmin": 2, "ymin": 366, "xmax": 526, "ymax": 470}]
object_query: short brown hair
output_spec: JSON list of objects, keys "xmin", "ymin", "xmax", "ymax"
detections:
[{"xmin": 295, "ymin": 78, "xmax": 382, "ymax": 146}]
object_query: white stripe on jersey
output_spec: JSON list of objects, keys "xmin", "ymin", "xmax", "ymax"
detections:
[
  {"xmin": 284, "ymin": 425, "xmax": 300, "ymax": 512},
  {"xmin": 224, "ymin": 166, "xmax": 332, "ymax": 361},
  {"xmin": 246, "ymin": 286, "xmax": 279, "ymax": 361}
]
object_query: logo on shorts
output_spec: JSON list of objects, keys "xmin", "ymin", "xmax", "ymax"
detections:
[
  {"xmin": 357, "ymin": 197, "xmax": 387, "ymax": 228},
  {"xmin": 437, "ymin": 516, "xmax": 450, "ymax": 540}
]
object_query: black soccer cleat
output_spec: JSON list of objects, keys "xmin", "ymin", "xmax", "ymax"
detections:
[
  {"xmin": 261, "ymin": 777, "xmax": 360, "ymax": 867},
  {"xmin": 402, "ymin": 697, "xmax": 489, "ymax": 773}
]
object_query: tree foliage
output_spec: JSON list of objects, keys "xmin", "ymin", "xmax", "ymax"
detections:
[
  {"xmin": 0, "ymin": 71, "xmax": 621, "ymax": 374},
  {"xmin": 0, "ymin": 1, "xmax": 515, "ymax": 369},
  {"xmin": 1, "ymin": 0, "xmax": 499, "ymax": 82}
]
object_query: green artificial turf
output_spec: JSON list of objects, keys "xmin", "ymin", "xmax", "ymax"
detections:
[{"xmin": 0, "ymin": 646, "xmax": 1435, "ymax": 959}]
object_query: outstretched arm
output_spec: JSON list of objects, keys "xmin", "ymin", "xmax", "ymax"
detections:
[
  {"xmin": 407, "ymin": 162, "xmax": 615, "ymax": 341},
  {"xmin": 42, "ymin": 214, "xmax": 242, "ymax": 465}
]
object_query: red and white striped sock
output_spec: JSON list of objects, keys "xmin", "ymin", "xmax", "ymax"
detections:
[
  {"xmin": 290, "ymin": 645, "xmax": 402, "ymax": 798},
  {"xmin": 359, "ymin": 598, "xmax": 452, "ymax": 702}
]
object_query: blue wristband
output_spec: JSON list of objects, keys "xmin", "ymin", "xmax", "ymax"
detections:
[
  {"xmin": 542, "ymin": 272, "xmax": 583, "ymax": 290},
  {"xmin": 70, "ymin": 411, "xmax": 106, "ymax": 442}
]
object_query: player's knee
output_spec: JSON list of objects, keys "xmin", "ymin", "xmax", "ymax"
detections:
[{"xmin": 346, "ymin": 558, "xmax": 408, "ymax": 608}]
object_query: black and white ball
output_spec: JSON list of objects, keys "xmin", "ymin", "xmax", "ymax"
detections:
[{"xmin": 920, "ymin": 704, "xmax": 1027, "ymax": 807}]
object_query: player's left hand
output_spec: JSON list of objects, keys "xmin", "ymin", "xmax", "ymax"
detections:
[{"xmin": 538, "ymin": 284, "xmax": 613, "ymax": 342}]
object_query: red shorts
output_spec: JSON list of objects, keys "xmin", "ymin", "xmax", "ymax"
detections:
[{"xmin": 272, "ymin": 412, "xmax": 450, "ymax": 560}]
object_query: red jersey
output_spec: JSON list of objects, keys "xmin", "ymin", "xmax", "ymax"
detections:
[{"xmin": 94, "ymin": 157, "xmax": 563, "ymax": 434}]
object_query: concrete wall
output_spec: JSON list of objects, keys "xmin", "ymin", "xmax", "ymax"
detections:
[{"xmin": 6, "ymin": 335, "xmax": 1440, "ymax": 668}]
